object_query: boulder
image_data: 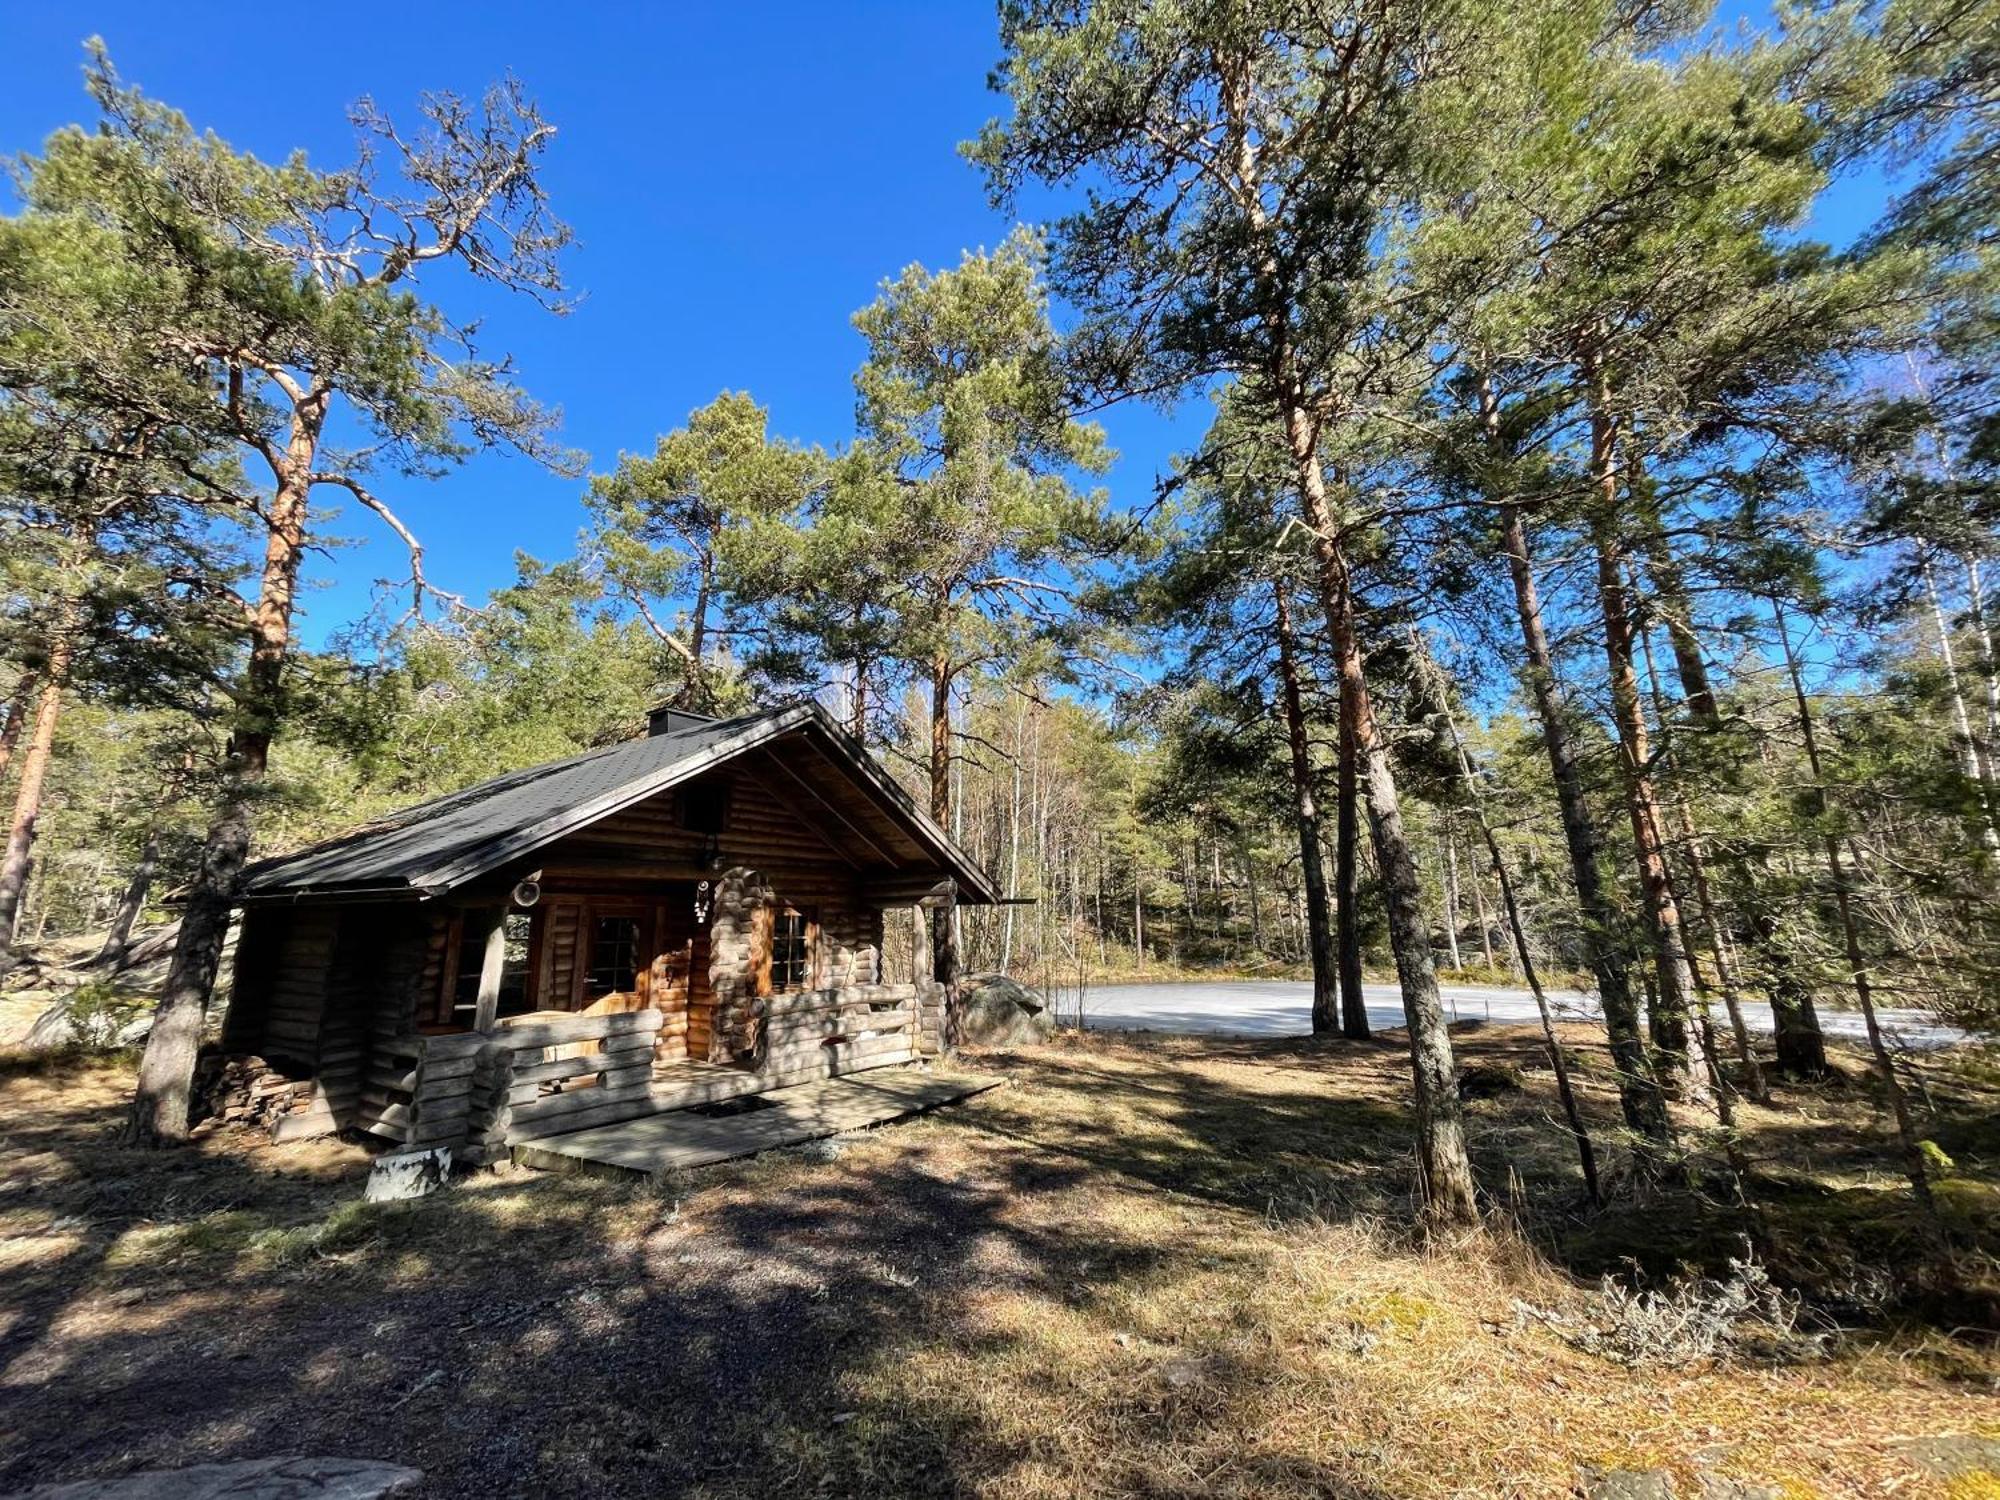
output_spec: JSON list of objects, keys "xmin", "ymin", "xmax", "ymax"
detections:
[
  {"xmin": 956, "ymin": 974, "xmax": 1055, "ymax": 1048},
  {"xmin": 1896, "ymin": 1435, "xmax": 2000, "ymax": 1480},
  {"xmin": 4, "ymin": 1456, "xmax": 421, "ymax": 1500},
  {"xmin": 21, "ymin": 992, "xmax": 151, "ymax": 1053},
  {"xmin": 1581, "ymin": 1472, "xmax": 1676, "ymax": 1500}
]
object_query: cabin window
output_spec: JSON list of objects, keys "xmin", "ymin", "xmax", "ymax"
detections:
[
  {"xmin": 585, "ymin": 914, "xmax": 644, "ymax": 998},
  {"xmin": 678, "ymin": 783, "xmax": 728, "ymax": 835},
  {"xmin": 770, "ymin": 906, "xmax": 813, "ymax": 992},
  {"xmin": 447, "ymin": 910, "xmax": 533, "ymax": 1024}
]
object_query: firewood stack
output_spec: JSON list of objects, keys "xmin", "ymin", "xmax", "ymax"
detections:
[{"xmin": 190, "ymin": 1050, "xmax": 316, "ymax": 1131}]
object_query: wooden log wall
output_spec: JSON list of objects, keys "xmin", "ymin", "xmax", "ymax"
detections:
[
  {"xmin": 342, "ymin": 906, "xmax": 452, "ymax": 1146},
  {"xmin": 204, "ymin": 903, "xmax": 445, "ymax": 1145},
  {"xmin": 375, "ymin": 1009, "xmax": 670, "ymax": 1160},
  {"xmin": 915, "ymin": 979, "xmax": 946, "ymax": 1057},
  {"xmin": 648, "ymin": 943, "xmax": 693, "ymax": 1067},
  {"xmin": 256, "ymin": 906, "xmax": 338, "ymax": 1066},
  {"xmin": 571, "ymin": 764, "xmax": 854, "ymax": 871},
  {"xmin": 365, "ymin": 978, "xmax": 925, "ymax": 1160}
]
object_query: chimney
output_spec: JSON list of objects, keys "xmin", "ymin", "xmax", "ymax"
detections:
[{"xmin": 646, "ymin": 704, "xmax": 719, "ymax": 738}]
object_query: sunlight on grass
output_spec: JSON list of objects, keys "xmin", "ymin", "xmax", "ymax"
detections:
[{"xmin": 5, "ymin": 1030, "xmax": 1999, "ymax": 1497}]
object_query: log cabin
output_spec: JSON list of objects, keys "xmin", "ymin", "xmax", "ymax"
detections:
[{"xmin": 208, "ymin": 702, "xmax": 999, "ymax": 1162}]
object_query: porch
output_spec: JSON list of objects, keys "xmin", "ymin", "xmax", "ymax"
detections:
[
  {"xmin": 371, "ymin": 980, "xmax": 945, "ymax": 1164},
  {"xmin": 512, "ymin": 1068, "xmax": 1007, "ymax": 1178}
]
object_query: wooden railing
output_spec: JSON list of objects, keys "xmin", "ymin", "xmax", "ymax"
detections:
[
  {"xmin": 370, "ymin": 981, "xmax": 941, "ymax": 1162},
  {"xmin": 461, "ymin": 1011, "xmax": 663, "ymax": 1160},
  {"xmin": 757, "ymin": 982, "xmax": 923, "ymax": 1077}
]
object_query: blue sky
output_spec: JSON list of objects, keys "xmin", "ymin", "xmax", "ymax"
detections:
[{"xmin": 0, "ymin": 2, "xmax": 1890, "ymax": 651}]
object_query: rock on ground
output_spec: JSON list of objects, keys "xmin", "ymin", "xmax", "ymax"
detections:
[
  {"xmin": 1583, "ymin": 1464, "xmax": 1802, "ymax": 1498},
  {"xmin": 957, "ymin": 973, "xmax": 1055, "ymax": 1048},
  {"xmin": 2, "ymin": 1457, "xmax": 420, "ymax": 1500},
  {"xmin": 1897, "ymin": 1435, "xmax": 2000, "ymax": 1478},
  {"xmin": 364, "ymin": 1148, "xmax": 452, "ymax": 1203}
]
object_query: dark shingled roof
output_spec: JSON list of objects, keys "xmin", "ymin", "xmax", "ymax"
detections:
[{"xmin": 238, "ymin": 704, "xmax": 998, "ymax": 903}]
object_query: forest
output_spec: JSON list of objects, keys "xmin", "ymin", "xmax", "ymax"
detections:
[
  {"xmin": 6, "ymin": 3, "xmax": 2000, "ymax": 1495},
  {"xmin": 0, "ymin": 1, "xmax": 1996, "ymax": 1231}
]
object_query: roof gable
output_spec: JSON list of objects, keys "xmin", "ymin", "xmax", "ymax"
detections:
[{"xmin": 239, "ymin": 705, "xmax": 1000, "ymax": 904}]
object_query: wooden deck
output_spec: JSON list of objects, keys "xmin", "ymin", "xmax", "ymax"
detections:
[{"xmin": 510, "ymin": 1068, "xmax": 1007, "ymax": 1178}]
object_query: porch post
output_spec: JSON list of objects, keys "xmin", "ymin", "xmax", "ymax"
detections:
[
  {"xmin": 472, "ymin": 906, "xmax": 509, "ymax": 1032},
  {"xmin": 929, "ymin": 881, "xmax": 959, "ymax": 1053}
]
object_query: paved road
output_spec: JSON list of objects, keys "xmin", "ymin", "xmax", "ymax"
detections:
[{"xmin": 1065, "ymin": 979, "xmax": 1966, "ymax": 1049}]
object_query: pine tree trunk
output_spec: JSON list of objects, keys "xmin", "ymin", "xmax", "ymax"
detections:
[
  {"xmin": 1585, "ymin": 378, "xmax": 1705, "ymax": 1101},
  {"xmin": 94, "ymin": 828, "xmax": 161, "ymax": 970},
  {"xmin": 1637, "ymin": 489, "xmax": 1827, "ymax": 1077},
  {"xmin": 1336, "ymin": 677, "xmax": 1369, "ymax": 1038},
  {"xmin": 0, "ymin": 673, "xmax": 40, "ymax": 789},
  {"xmin": 1466, "ymin": 852, "xmax": 1497, "ymax": 971},
  {"xmin": 1273, "ymin": 577, "xmax": 1340, "ymax": 1032},
  {"xmin": 128, "ymin": 403, "xmax": 324, "ymax": 1145},
  {"xmin": 1772, "ymin": 595, "xmax": 1938, "ymax": 1223},
  {"xmin": 0, "ymin": 634, "xmax": 75, "ymax": 950},
  {"xmin": 675, "ymin": 561, "xmax": 713, "ymax": 711},
  {"xmin": 928, "ymin": 653, "xmax": 959, "ymax": 996},
  {"xmin": 1966, "ymin": 558, "xmax": 2000, "ymax": 786},
  {"xmin": 1436, "ymin": 678, "xmax": 1601, "ymax": 1205},
  {"xmin": 1245, "ymin": 833, "xmax": 1264, "ymax": 953},
  {"xmin": 1440, "ymin": 822, "xmax": 1464, "ymax": 971},
  {"xmin": 1281, "ymin": 399, "xmax": 1475, "ymax": 1229},
  {"xmin": 849, "ymin": 660, "xmax": 870, "ymax": 743},
  {"xmin": 1632, "ymin": 598, "xmax": 1770, "ymax": 1101},
  {"xmin": 1922, "ymin": 557, "xmax": 2000, "ymax": 855},
  {"xmin": 1495, "ymin": 495, "xmax": 1671, "ymax": 1151},
  {"xmin": 1002, "ymin": 700, "xmax": 1024, "ymax": 972},
  {"xmin": 1222, "ymin": 54, "xmax": 1467, "ymax": 1221}
]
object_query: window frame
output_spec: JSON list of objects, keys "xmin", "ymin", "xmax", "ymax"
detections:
[
  {"xmin": 582, "ymin": 910, "xmax": 646, "ymax": 1002},
  {"xmin": 767, "ymin": 904, "xmax": 817, "ymax": 994},
  {"xmin": 434, "ymin": 906, "xmax": 540, "ymax": 1029}
]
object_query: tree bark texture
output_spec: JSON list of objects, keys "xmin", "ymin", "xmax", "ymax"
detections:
[
  {"xmin": 1497, "ymin": 495, "xmax": 1672, "ymax": 1151},
  {"xmin": 1281, "ymin": 397, "xmax": 1476, "ymax": 1228},
  {"xmin": 0, "ymin": 632, "xmax": 76, "ymax": 950},
  {"xmin": 1635, "ymin": 494, "xmax": 1827, "ymax": 1077},
  {"xmin": 1272, "ymin": 577, "xmax": 1340, "ymax": 1033},
  {"xmin": 1335, "ymin": 673, "xmax": 1369, "ymax": 1038},
  {"xmin": 94, "ymin": 827, "xmax": 161, "ymax": 970},
  {"xmin": 130, "ymin": 403, "xmax": 324, "ymax": 1144},
  {"xmin": 1584, "ymin": 381, "xmax": 1704, "ymax": 1100}
]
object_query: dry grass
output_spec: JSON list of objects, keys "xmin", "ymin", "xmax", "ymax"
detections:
[{"xmin": 0, "ymin": 1027, "xmax": 1995, "ymax": 1498}]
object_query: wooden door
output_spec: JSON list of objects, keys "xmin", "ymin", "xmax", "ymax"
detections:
[{"xmin": 575, "ymin": 900, "xmax": 659, "ymax": 1016}]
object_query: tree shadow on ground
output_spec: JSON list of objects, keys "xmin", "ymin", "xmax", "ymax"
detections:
[
  {"xmin": 1, "ymin": 1026, "xmax": 1994, "ymax": 1498},
  {"xmin": 0, "ymin": 1053, "xmax": 1411, "ymax": 1499}
]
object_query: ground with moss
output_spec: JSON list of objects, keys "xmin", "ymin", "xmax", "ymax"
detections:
[{"xmin": 0, "ymin": 1025, "xmax": 1995, "ymax": 1498}]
